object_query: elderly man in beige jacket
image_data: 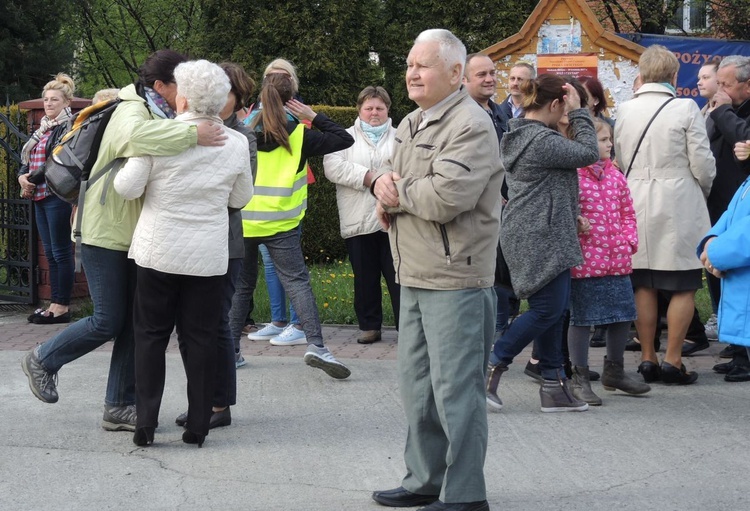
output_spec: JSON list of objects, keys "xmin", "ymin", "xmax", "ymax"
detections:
[{"xmin": 370, "ymin": 29, "xmax": 502, "ymax": 511}]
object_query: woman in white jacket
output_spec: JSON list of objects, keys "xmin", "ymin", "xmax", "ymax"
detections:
[
  {"xmin": 615, "ymin": 45, "xmax": 715, "ymax": 385},
  {"xmin": 114, "ymin": 60, "xmax": 253, "ymax": 447},
  {"xmin": 323, "ymin": 86, "xmax": 399, "ymax": 344}
]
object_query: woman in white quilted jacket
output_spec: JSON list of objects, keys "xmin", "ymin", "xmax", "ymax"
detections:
[
  {"xmin": 323, "ymin": 86, "xmax": 400, "ymax": 344},
  {"xmin": 114, "ymin": 60, "xmax": 254, "ymax": 448}
]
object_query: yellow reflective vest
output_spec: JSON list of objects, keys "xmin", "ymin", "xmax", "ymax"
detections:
[{"xmin": 242, "ymin": 124, "xmax": 307, "ymax": 237}]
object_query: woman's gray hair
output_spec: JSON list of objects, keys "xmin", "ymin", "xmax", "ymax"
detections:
[
  {"xmin": 719, "ymin": 55, "xmax": 750, "ymax": 82},
  {"xmin": 414, "ymin": 29, "xmax": 466, "ymax": 75},
  {"xmin": 174, "ymin": 60, "xmax": 231, "ymax": 116}
]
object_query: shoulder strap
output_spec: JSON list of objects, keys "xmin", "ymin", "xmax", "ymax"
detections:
[
  {"xmin": 625, "ymin": 97, "xmax": 677, "ymax": 178},
  {"xmin": 71, "ymin": 158, "xmax": 126, "ymax": 273}
]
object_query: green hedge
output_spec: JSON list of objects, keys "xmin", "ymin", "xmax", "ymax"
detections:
[{"xmin": 303, "ymin": 105, "xmax": 359, "ymax": 263}]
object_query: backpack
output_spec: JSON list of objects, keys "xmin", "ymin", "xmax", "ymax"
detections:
[{"xmin": 45, "ymin": 98, "xmax": 125, "ymax": 204}]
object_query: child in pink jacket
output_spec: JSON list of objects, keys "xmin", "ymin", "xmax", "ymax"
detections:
[{"xmin": 567, "ymin": 118, "xmax": 651, "ymax": 405}]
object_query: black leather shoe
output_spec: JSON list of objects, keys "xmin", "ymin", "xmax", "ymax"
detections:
[
  {"xmin": 713, "ymin": 361, "xmax": 734, "ymax": 374},
  {"xmin": 681, "ymin": 340, "xmax": 709, "ymax": 356},
  {"xmin": 724, "ymin": 365, "xmax": 750, "ymax": 382},
  {"xmin": 32, "ymin": 311, "xmax": 71, "ymax": 325},
  {"xmin": 209, "ymin": 407, "xmax": 231, "ymax": 429},
  {"xmin": 524, "ymin": 360, "xmax": 542, "ymax": 381},
  {"xmin": 372, "ymin": 487, "xmax": 439, "ymax": 507},
  {"xmin": 182, "ymin": 430, "xmax": 205, "ymax": 447},
  {"xmin": 589, "ymin": 327, "xmax": 606, "ymax": 348},
  {"xmin": 417, "ymin": 500, "xmax": 490, "ymax": 511},
  {"xmin": 637, "ymin": 361, "xmax": 661, "ymax": 383},
  {"xmin": 133, "ymin": 427, "xmax": 154, "ymax": 447},
  {"xmin": 625, "ymin": 337, "xmax": 661, "ymax": 352},
  {"xmin": 175, "ymin": 408, "xmax": 232, "ymax": 429},
  {"xmin": 660, "ymin": 362, "xmax": 698, "ymax": 385},
  {"xmin": 175, "ymin": 411, "xmax": 188, "ymax": 427},
  {"xmin": 719, "ymin": 344, "xmax": 742, "ymax": 359}
]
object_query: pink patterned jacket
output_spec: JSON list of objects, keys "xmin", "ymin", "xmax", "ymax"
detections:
[{"xmin": 572, "ymin": 158, "xmax": 638, "ymax": 279}]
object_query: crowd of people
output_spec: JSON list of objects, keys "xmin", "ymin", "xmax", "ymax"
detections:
[{"xmin": 16, "ymin": 28, "xmax": 750, "ymax": 511}]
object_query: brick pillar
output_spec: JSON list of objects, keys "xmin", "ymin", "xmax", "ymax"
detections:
[{"xmin": 18, "ymin": 97, "xmax": 92, "ymax": 302}]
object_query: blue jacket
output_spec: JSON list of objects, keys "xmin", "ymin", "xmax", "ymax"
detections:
[{"xmin": 698, "ymin": 176, "xmax": 750, "ymax": 347}]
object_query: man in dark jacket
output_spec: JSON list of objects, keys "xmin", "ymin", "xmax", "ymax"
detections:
[{"xmin": 706, "ymin": 55, "xmax": 750, "ymax": 379}]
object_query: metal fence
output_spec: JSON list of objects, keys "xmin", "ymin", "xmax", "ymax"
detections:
[{"xmin": 0, "ymin": 108, "xmax": 36, "ymax": 304}]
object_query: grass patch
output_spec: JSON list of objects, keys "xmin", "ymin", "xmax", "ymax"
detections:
[
  {"xmin": 70, "ymin": 264, "xmax": 712, "ymax": 327},
  {"xmin": 72, "ymin": 259, "xmax": 396, "ymax": 326}
]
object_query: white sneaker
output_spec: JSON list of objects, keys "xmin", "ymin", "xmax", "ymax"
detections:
[
  {"xmin": 248, "ymin": 323, "xmax": 285, "ymax": 341},
  {"xmin": 704, "ymin": 313, "xmax": 718, "ymax": 341},
  {"xmin": 304, "ymin": 345, "xmax": 351, "ymax": 379},
  {"xmin": 269, "ymin": 324, "xmax": 307, "ymax": 346}
]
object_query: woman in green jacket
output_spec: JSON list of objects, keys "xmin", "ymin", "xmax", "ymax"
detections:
[{"xmin": 21, "ymin": 50, "xmax": 226, "ymax": 433}]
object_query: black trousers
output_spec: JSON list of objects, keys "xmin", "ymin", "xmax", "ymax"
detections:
[
  {"xmin": 134, "ymin": 266, "xmax": 222, "ymax": 436},
  {"xmin": 345, "ymin": 231, "xmax": 400, "ymax": 331}
]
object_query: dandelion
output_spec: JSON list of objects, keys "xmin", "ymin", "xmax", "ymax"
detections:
[
  {"xmin": 323, "ymin": 303, "xmax": 329, "ymax": 308},
  {"xmin": 330, "ymin": 273, "xmax": 336, "ymax": 278}
]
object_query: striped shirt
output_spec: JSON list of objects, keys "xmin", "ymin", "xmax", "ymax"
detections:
[{"xmin": 29, "ymin": 131, "xmax": 51, "ymax": 201}]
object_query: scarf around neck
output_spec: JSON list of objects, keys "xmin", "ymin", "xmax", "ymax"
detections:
[
  {"xmin": 360, "ymin": 119, "xmax": 389, "ymax": 144},
  {"xmin": 144, "ymin": 86, "xmax": 176, "ymax": 119},
  {"xmin": 21, "ymin": 106, "xmax": 72, "ymax": 164}
]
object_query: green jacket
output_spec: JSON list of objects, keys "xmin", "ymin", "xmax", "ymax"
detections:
[{"xmin": 81, "ymin": 83, "xmax": 198, "ymax": 251}]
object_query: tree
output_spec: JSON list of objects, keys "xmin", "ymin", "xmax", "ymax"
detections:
[
  {"xmin": 68, "ymin": 0, "xmax": 200, "ymax": 97},
  {"xmin": 194, "ymin": 0, "xmax": 383, "ymax": 107},
  {"xmin": 707, "ymin": 0, "xmax": 750, "ymax": 39},
  {"xmin": 591, "ymin": 0, "xmax": 750, "ymax": 36},
  {"xmin": 0, "ymin": 0, "xmax": 75, "ymax": 103},
  {"xmin": 377, "ymin": 0, "xmax": 536, "ymax": 120}
]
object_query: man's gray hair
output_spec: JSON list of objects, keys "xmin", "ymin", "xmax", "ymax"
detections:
[
  {"xmin": 174, "ymin": 60, "xmax": 231, "ymax": 117},
  {"xmin": 719, "ymin": 55, "xmax": 750, "ymax": 83},
  {"xmin": 415, "ymin": 29, "xmax": 467, "ymax": 75}
]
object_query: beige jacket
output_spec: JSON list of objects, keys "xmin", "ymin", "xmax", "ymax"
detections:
[
  {"xmin": 614, "ymin": 83, "xmax": 716, "ymax": 271},
  {"xmin": 323, "ymin": 118, "xmax": 396, "ymax": 239},
  {"xmin": 378, "ymin": 88, "xmax": 503, "ymax": 290}
]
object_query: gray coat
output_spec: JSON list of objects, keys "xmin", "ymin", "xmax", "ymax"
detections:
[
  {"xmin": 500, "ymin": 109, "xmax": 599, "ymax": 298},
  {"xmin": 225, "ymin": 113, "xmax": 258, "ymax": 259}
]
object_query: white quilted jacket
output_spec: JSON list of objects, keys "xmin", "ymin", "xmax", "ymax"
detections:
[
  {"xmin": 114, "ymin": 112, "xmax": 254, "ymax": 276},
  {"xmin": 323, "ymin": 118, "xmax": 396, "ymax": 239}
]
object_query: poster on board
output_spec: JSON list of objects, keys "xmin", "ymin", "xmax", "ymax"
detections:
[{"xmin": 537, "ymin": 53, "xmax": 599, "ymax": 79}]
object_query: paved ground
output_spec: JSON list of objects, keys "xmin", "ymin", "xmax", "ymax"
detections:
[{"xmin": 2, "ymin": 304, "xmax": 749, "ymax": 511}]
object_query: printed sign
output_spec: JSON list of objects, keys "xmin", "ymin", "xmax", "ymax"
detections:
[{"xmin": 537, "ymin": 53, "xmax": 599, "ymax": 79}]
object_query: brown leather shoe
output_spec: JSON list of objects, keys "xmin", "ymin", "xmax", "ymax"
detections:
[{"xmin": 357, "ymin": 329, "xmax": 381, "ymax": 344}]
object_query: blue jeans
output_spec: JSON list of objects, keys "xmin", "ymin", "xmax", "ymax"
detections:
[
  {"xmin": 492, "ymin": 270, "xmax": 570, "ymax": 380},
  {"xmin": 34, "ymin": 194, "xmax": 74, "ymax": 305},
  {"xmin": 229, "ymin": 228, "xmax": 323, "ymax": 346},
  {"xmin": 259, "ymin": 244, "xmax": 298, "ymax": 325},
  {"xmin": 37, "ymin": 244, "xmax": 136, "ymax": 406}
]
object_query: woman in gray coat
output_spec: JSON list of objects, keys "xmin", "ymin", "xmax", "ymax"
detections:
[{"xmin": 485, "ymin": 73, "xmax": 599, "ymax": 413}]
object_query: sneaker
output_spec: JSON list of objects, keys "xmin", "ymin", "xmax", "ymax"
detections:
[
  {"xmin": 270, "ymin": 324, "xmax": 307, "ymax": 346},
  {"xmin": 540, "ymin": 378, "xmax": 589, "ymax": 412},
  {"xmin": 235, "ymin": 351, "xmax": 247, "ymax": 368},
  {"xmin": 704, "ymin": 314, "xmax": 718, "ymax": 341},
  {"xmin": 102, "ymin": 404, "xmax": 137, "ymax": 432},
  {"xmin": 304, "ymin": 345, "xmax": 351, "ymax": 379},
  {"xmin": 21, "ymin": 348, "xmax": 58, "ymax": 403},
  {"xmin": 248, "ymin": 323, "xmax": 285, "ymax": 341}
]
